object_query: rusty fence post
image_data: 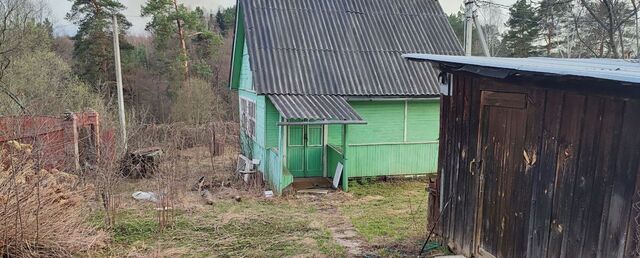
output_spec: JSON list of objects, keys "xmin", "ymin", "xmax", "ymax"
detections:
[{"xmin": 87, "ymin": 110, "xmax": 101, "ymax": 163}]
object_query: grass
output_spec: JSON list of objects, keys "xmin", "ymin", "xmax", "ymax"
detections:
[
  {"xmin": 339, "ymin": 178, "xmax": 429, "ymax": 245},
  {"xmin": 89, "ymin": 198, "xmax": 347, "ymax": 257},
  {"xmin": 81, "ymin": 147, "xmax": 432, "ymax": 257}
]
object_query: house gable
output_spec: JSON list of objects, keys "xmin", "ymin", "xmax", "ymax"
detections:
[{"xmin": 229, "ymin": 4, "xmax": 245, "ymax": 90}]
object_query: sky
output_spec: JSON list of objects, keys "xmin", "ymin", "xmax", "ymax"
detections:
[
  {"xmin": 47, "ymin": 0, "xmax": 236, "ymax": 36},
  {"xmin": 46, "ymin": 0, "xmax": 516, "ymax": 36}
]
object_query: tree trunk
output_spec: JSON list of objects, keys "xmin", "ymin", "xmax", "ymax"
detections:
[{"xmin": 173, "ymin": 0, "xmax": 190, "ymax": 88}]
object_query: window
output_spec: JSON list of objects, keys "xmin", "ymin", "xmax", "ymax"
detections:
[{"xmin": 240, "ymin": 98, "xmax": 256, "ymax": 139}]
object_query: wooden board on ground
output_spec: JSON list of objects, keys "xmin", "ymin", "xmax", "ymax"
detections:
[{"xmin": 333, "ymin": 162, "xmax": 343, "ymax": 189}]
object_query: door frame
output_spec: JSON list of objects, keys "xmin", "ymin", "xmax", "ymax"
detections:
[
  {"xmin": 472, "ymin": 90, "xmax": 529, "ymax": 258},
  {"xmin": 286, "ymin": 124, "xmax": 325, "ymax": 178}
]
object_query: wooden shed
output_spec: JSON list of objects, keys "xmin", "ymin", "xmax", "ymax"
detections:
[{"xmin": 403, "ymin": 54, "xmax": 640, "ymax": 258}]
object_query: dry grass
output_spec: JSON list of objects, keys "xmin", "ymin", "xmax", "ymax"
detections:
[
  {"xmin": 0, "ymin": 141, "xmax": 107, "ymax": 257},
  {"xmin": 61, "ymin": 123, "xmax": 438, "ymax": 257}
]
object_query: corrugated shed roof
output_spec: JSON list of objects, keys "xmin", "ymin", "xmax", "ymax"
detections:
[
  {"xmin": 269, "ymin": 95, "xmax": 364, "ymax": 122},
  {"xmin": 403, "ymin": 54, "xmax": 640, "ymax": 85},
  {"xmin": 240, "ymin": 0, "xmax": 463, "ymax": 96}
]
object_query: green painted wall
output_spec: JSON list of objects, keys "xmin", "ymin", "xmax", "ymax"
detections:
[
  {"xmin": 327, "ymin": 144, "xmax": 344, "ymax": 178},
  {"xmin": 325, "ymin": 99, "xmax": 440, "ymax": 180},
  {"xmin": 265, "ymin": 100, "xmax": 280, "ymax": 148},
  {"xmin": 347, "ymin": 101, "xmax": 405, "ymax": 144},
  {"xmin": 345, "ymin": 143, "xmax": 439, "ymax": 177},
  {"xmin": 238, "ymin": 42, "xmax": 253, "ymax": 91},
  {"xmin": 407, "ymin": 101, "xmax": 440, "ymax": 141}
]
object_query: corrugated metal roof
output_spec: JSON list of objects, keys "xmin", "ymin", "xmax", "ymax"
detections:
[
  {"xmin": 402, "ymin": 54, "xmax": 640, "ymax": 85},
  {"xmin": 240, "ymin": 0, "xmax": 463, "ymax": 96},
  {"xmin": 268, "ymin": 95, "xmax": 364, "ymax": 122}
]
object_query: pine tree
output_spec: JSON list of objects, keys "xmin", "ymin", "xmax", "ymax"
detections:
[
  {"xmin": 66, "ymin": 0, "xmax": 131, "ymax": 92},
  {"xmin": 538, "ymin": 0, "xmax": 572, "ymax": 56},
  {"xmin": 215, "ymin": 7, "xmax": 235, "ymax": 37},
  {"xmin": 503, "ymin": 0, "xmax": 540, "ymax": 57},
  {"xmin": 142, "ymin": 0, "xmax": 221, "ymax": 86},
  {"xmin": 142, "ymin": 0, "xmax": 203, "ymax": 87}
]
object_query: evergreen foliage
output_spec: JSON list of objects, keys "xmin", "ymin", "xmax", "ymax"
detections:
[
  {"xmin": 503, "ymin": 0, "xmax": 541, "ymax": 57},
  {"xmin": 66, "ymin": 0, "xmax": 131, "ymax": 93}
]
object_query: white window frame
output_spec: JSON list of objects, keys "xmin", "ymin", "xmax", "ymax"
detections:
[{"xmin": 240, "ymin": 97, "xmax": 256, "ymax": 139}]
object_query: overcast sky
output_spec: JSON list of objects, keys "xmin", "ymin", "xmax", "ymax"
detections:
[{"xmin": 46, "ymin": 0, "xmax": 516, "ymax": 36}]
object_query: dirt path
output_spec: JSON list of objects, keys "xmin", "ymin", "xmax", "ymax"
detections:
[
  {"xmin": 321, "ymin": 206, "xmax": 367, "ymax": 256},
  {"xmin": 303, "ymin": 194, "xmax": 370, "ymax": 257}
]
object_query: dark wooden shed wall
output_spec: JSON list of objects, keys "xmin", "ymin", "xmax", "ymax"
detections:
[{"xmin": 437, "ymin": 72, "xmax": 640, "ymax": 258}]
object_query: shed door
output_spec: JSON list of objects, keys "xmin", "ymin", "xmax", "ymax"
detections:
[{"xmin": 475, "ymin": 91, "xmax": 532, "ymax": 258}]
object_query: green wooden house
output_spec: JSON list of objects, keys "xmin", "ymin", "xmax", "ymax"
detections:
[{"xmin": 229, "ymin": 0, "xmax": 462, "ymax": 194}]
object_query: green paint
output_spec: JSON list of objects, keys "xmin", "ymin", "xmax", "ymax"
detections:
[
  {"xmin": 347, "ymin": 101, "xmax": 405, "ymax": 144},
  {"xmin": 345, "ymin": 142, "xmax": 439, "ymax": 177},
  {"xmin": 265, "ymin": 100, "xmax": 280, "ymax": 148},
  {"xmin": 305, "ymin": 125, "xmax": 323, "ymax": 177},
  {"xmin": 406, "ymin": 101, "xmax": 440, "ymax": 141},
  {"xmin": 286, "ymin": 125, "xmax": 324, "ymax": 178},
  {"xmin": 327, "ymin": 144, "xmax": 343, "ymax": 178},
  {"xmin": 328, "ymin": 124, "xmax": 343, "ymax": 145},
  {"xmin": 287, "ymin": 126, "xmax": 305, "ymax": 177},
  {"xmin": 229, "ymin": 6, "xmax": 245, "ymax": 90},
  {"xmin": 238, "ymin": 42, "xmax": 253, "ymax": 91},
  {"xmin": 341, "ymin": 124, "xmax": 349, "ymax": 192}
]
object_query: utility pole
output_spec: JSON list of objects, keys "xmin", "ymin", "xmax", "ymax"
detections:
[
  {"xmin": 634, "ymin": 5, "xmax": 640, "ymax": 59},
  {"xmin": 473, "ymin": 10, "xmax": 491, "ymax": 57},
  {"xmin": 464, "ymin": 0, "xmax": 474, "ymax": 56},
  {"xmin": 112, "ymin": 15, "xmax": 127, "ymax": 151}
]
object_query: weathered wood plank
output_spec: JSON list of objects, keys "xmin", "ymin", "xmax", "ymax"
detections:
[
  {"xmin": 462, "ymin": 77, "xmax": 481, "ymax": 256},
  {"xmin": 547, "ymin": 93, "xmax": 586, "ymax": 258},
  {"xmin": 585, "ymin": 99, "xmax": 625, "ymax": 257},
  {"xmin": 603, "ymin": 99, "xmax": 640, "ymax": 257},
  {"xmin": 455, "ymin": 75, "xmax": 472, "ymax": 256},
  {"xmin": 564, "ymin": 96, "xmax": 604, "ymax": 256},
  {"xmin": 526, "ymin": 91, "xmax": 563, "ymax": 258},
  {"xmin": 437, "ymin": 81, "xmax": 451, "ymax": 237},
  {"xmin": 451, "ymin": 74, "xmax": 467, "ymax": 252},
  {"xmin": 481, "ymin": 91, "xmax": 527, "ymax": 109},
  {"xmin": 512, "ymin": 88, "xmax": 544, "ymax": 258}
]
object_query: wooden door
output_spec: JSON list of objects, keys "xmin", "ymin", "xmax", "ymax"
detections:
[
  {"xmin": 287, "ymin": 125, "xmax": 324, "ymax": 177},
  {"xmin": 474, "ymin": 91, "xmax": 533, "ymax": 258},
  {"xmin": 287, "ymin": 126, "xmax": 305, "ymax": 177},
  {"xmin": 305, "ymin": 125, "xmax": 324, "ymax": 177}
]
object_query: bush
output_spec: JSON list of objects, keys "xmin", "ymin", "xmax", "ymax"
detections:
[
  {"xmin": 0, "ymin": 50, "xmax": 107, "ymax": 117},
  {"xmin": 171, "ymin": 78, "xmax": 225, "ymax": 125},
  {"xmin": 0, "ymin": 141, "xmax": 107, "ymax": 257}
]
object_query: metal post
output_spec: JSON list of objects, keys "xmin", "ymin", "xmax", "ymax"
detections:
[
  {"xmin": 112, "ymin": 15, "xmax": 127, "ymax": 151},
  {"xmin": 464, "ymin": 0, "xmax": 474, "ymax": 56}
]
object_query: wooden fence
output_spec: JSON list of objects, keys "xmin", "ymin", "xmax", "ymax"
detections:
[{"xmin": 0, "ymin": 111, "xmax": 111, "ymax": 171}]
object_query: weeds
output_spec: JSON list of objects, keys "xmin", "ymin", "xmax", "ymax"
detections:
[{"xmin": 0, "ymin": 141, "xmax": 107, "ymax": 257}]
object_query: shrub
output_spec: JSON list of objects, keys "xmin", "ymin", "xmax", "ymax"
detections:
[{"xmin": 0, "ymin": 141, "xmax": 107, "ymax": 257}]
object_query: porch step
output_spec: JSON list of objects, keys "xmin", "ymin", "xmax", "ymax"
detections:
[
  {"xmin": 292, "ymin": 177, "xmax": 333, "ymax": 190},
  {"xmin": 297, "ymin": 188, "xmax": 331, "ymax": 195}
]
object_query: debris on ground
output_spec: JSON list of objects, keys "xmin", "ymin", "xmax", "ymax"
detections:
[
  {"xmin": 121, "ymin": 147, "xmax": 163, "ymax": 178},
  {"xmin": 132, "ymin": 191, "xmax": 159, "ymax": 202},
  {"xmin": 201, "ymin": 189, "xmax": 214, "ymax": 205},
  {"xmin": 264, "ymin": 190, "xmax": 274, "ymax": 198}
]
